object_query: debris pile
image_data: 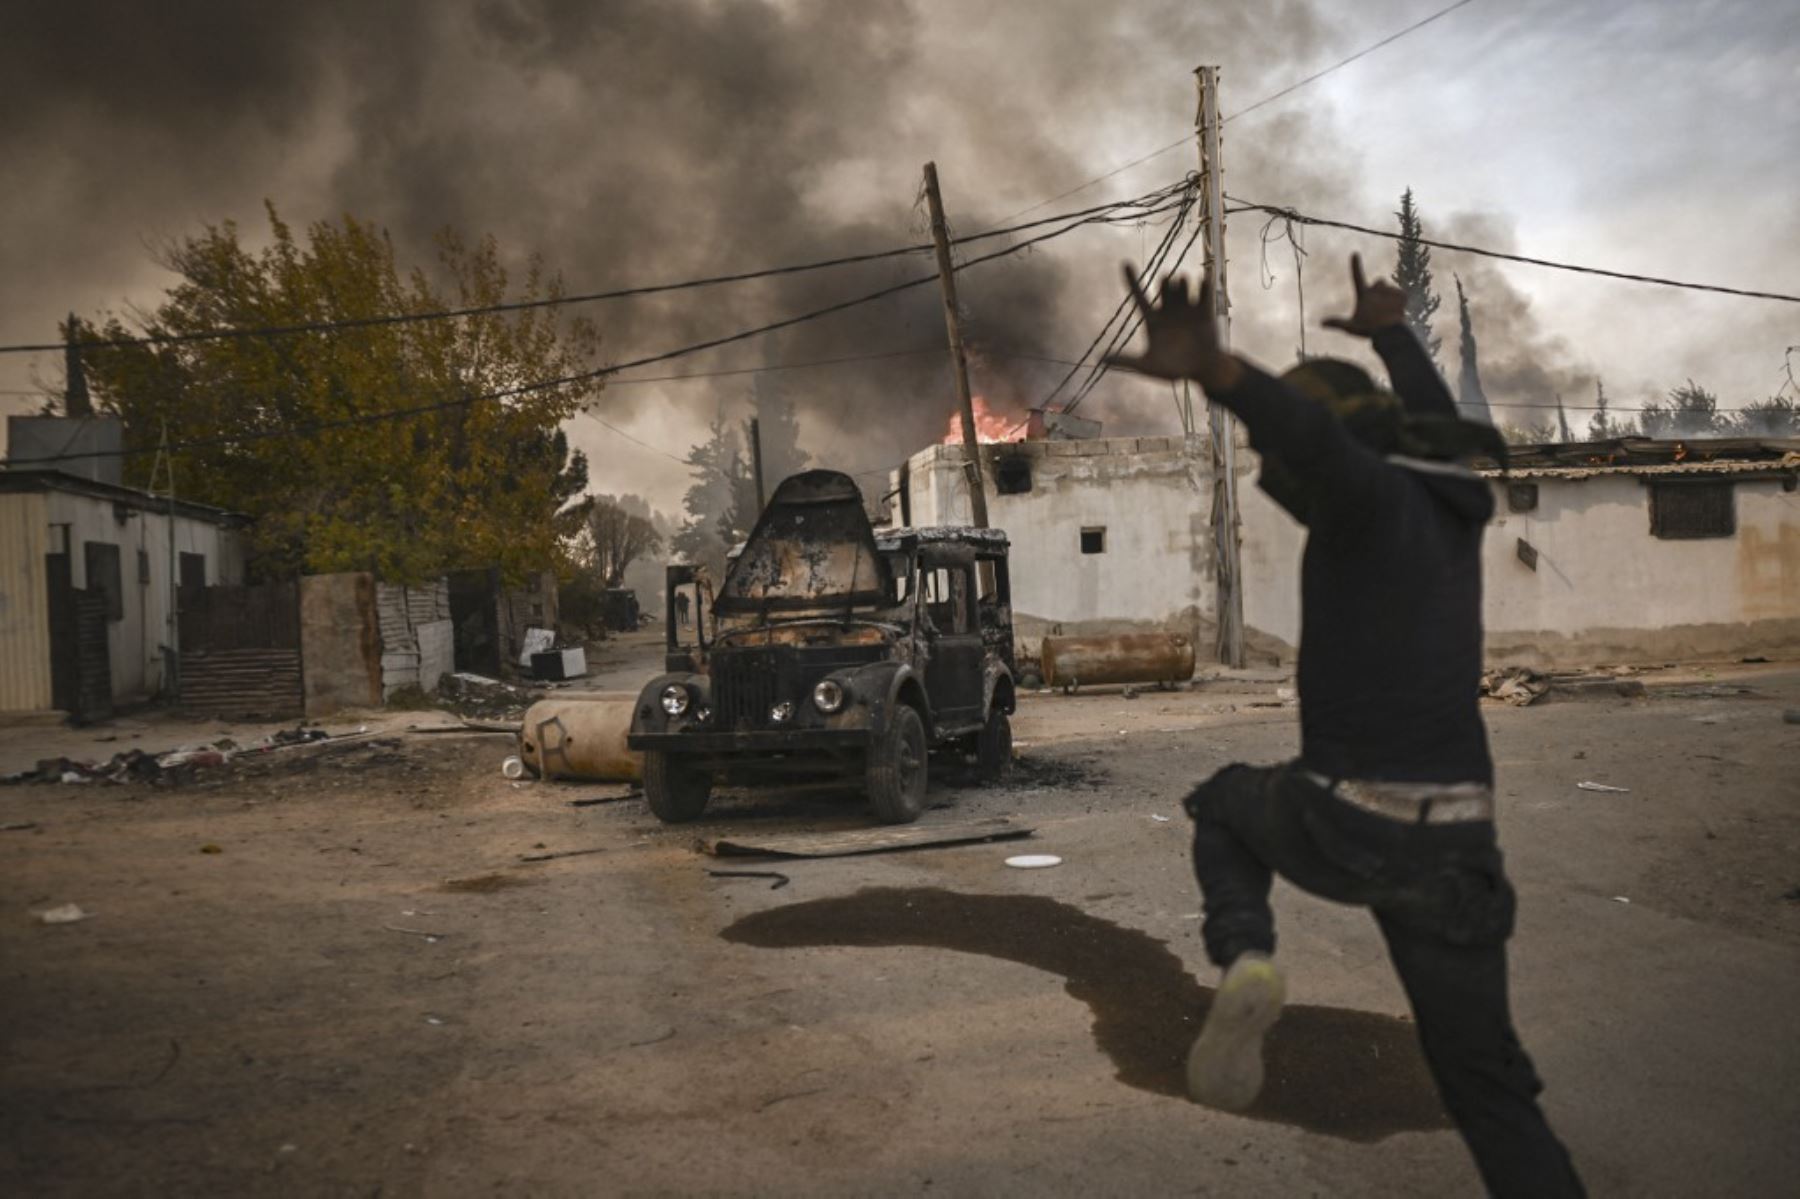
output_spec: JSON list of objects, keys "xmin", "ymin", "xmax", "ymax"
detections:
[
  {"xmin": 437, "ymin": 673, "xmax": 539, "ymax": 721},
  {"xmin": 4, "ymin": 725, "xmax": 345, "ymax": 786},
  {"xmin": 1480, "ymin": 666, "xmax": 1551, "ymax": 707}
]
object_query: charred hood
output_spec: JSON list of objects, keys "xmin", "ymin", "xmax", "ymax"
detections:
[{"xmin": 715, "ymin": 470, "xmax": 893, "ymax": 616}]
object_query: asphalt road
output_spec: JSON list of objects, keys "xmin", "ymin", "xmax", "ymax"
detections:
[{"xmin": 2, "ymin": 669, "xmax": 1797, "ymax": 1196}]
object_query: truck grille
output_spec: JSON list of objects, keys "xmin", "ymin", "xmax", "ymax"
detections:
[{"xmin": 710, "ymin": 644, "xmax": 885, "ymax": 731}]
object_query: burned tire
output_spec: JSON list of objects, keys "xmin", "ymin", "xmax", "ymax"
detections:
[
  {"xmin": 867, "ymin": 704, "xmax": 928, "ymax": 824},
  {"xmin": 976, "ymin": 709, "xmax": 1013, "ymax": 782},
  {"xmin": 643, "ymin": 751, "xmax": 712, "ymax": 824}
]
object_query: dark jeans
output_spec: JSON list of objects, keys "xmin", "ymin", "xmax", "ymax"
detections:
[{"xmin": 1186, "ymin": 762, "xmax": 1584, "ymax": 1199}]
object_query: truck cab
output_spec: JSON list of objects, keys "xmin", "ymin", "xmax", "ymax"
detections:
[{"xmin": 627, "ymin": 469, "xmax": 1016, "ymax": 825}]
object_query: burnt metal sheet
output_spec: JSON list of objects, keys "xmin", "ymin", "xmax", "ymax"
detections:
[
  {"xmin": 698, "ymin": 817, "xmax": 1032, "ymax": 859},
  {"xmin": 716, "ymin": 470, "xmax": 892, "ymax": 613}
]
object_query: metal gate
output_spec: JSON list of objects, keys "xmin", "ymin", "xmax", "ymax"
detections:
[
  {"xmin": 46, "ymin": 551, "xmax": 113, "ymax": 724},
  {"xmin": 178, "ymin": 582, "xmax": 304, "ymax": 718}
]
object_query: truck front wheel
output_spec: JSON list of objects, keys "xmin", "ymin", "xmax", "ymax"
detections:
[
  {"xmin": 867, "ymin": 705, "xmax": 929, "ymax": 824},
  {"xmin": 976, "ymin": 709, "xmax": 1013, "ymax": 782},
  {"xmin": 643, "ymin": 751, "xmax": 713, "ymax": 823}
]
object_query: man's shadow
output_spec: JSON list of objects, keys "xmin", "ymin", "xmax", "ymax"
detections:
[{"xmin": 723, "ymin": 886, "xmax": 1449, "ymax": 1142}]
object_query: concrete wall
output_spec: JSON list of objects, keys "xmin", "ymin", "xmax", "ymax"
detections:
[
  {"xmin": 0, "ymin": 493, "xmax": 52, "ymax": 713},
  {"xmin": 1482, "ymin": 474, "xmax": 1800, "ymax": 666},
  {"xmin": 902, "ymin": 438, "xmax": 1215, "ymax": 648},
  {"xmin": 300, "ymin": 572, "xmax": 380, "ymax": 716},
  {"xmin": 897, "ymin": 438, "xmax": 1800, "ymax": 670},
  {"xmin": 6, "ymin": 417, "xmax": 124, "ymax": 485},
  {"xmin": 43, "ymin": 491, "xmax": 246, "ymax": 702}
]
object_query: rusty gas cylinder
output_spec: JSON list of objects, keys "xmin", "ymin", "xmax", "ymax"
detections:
[
  {"xmin": 1040, "ymin": 633, "xmax": 1196, "ymax": 690},
  {"xmin": 517, "ymin": 695, "xmax": 642, "ymax": 782}
]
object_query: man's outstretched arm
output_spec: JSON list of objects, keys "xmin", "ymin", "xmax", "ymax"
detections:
[
  {"xmin": 1105, "ymin": 267, "xmax": 1385, "ymax": 510},
  {"xmin": 1323, "ymin": 254, "xmax": 1458, "ymax": 420}
]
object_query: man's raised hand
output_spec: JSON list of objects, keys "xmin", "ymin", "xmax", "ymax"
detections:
[
  {"xmin": 1104, "ymin": 266, "xmax": 1241, "ymax": 392},
  {"xmin": 1321, "ymin": 253, "xmax": 1407, "ymax": 339}
]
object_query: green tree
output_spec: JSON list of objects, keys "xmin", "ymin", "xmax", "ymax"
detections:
[
  {"xmin": 1639, "ymin": 379, "xmax": 1725, "ymax": 439},
  {"xmin": 1393, "ymin": 188, "xmax": 1441, "ymax": 364},
  {"xmin": 80, "ymin": 206, "xmax": 598, "ymax": 582},
  {"xmin": 671, "ymin": 408, "xmax": 753, "ymax": 579},
  {"xmin": 1451, "ymin": 275, "xmax": 1491, "ymax": 424},
  {"xmin": 750, "ymin": 373, "xmax": 810, "ymax": 485},
  {"xmin": 1734, "ymin": 395, "xmax": 1799, "ymax": 436},
  {"xmin": 584, "ymin": 495, "xmax": 663, "ymax": 589},
  {"xmin": 1586, "ymin": 379, "xmax": 1636, "ymax": 440}
]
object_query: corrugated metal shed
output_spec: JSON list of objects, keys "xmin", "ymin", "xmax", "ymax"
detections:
[
  {"xmin": 0, "ymin": 492, "xmax": 51, "ymax": 712},
  {"xmin": 376, "ymin": 579, "xmax": 453, "ymax": 698}
]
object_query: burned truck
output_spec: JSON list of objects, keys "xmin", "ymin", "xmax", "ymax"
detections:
[{"xmin": 627, "ymin": 469, "xmax": 1016, "ymax": 825}]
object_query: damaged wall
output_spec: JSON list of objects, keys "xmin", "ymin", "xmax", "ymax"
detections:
[
  {"xmin": 896, "ymin": 437, "xmax": 1799, "ymax": 672},
  {"xmin": 896, "ymin": 437, "xmax": 1290, "ymax": 656},
  {"xmin": 376, "ymin": 580, "xmax": 454, "ymax": 699},
  {"xmin": 1482, "ymin": 470, "xmax": 1800, "ymax": 667},
  {"xmin": 299, "ymin": 572, "xmax": 381, "ymax": 716}
]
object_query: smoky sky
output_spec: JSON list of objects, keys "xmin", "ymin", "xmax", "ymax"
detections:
[{"xmin": 4, "ymin": 1, "xmax": 1791, "ymax": 511}]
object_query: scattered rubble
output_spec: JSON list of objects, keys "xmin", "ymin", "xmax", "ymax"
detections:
[
  {"xmin": 436, "ymin": 672, "xmax": 540, "ymax": 721},
  {"xmin": 2, "ymin": 725, "xmax": 365, "ymax": 787},
  {"xmin": 1480, "ymin": 666, "xmax": 1551, "ymax": 706}
]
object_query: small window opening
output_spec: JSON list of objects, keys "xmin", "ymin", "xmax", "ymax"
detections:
[
  {"xmin": 1507, "ymin": 483, "xmax": 1539, "ymax": 513},
  {"xmin": 137, "ymin": 548, "xmax": 152, "ymax": 584},
  {"xmin": 1080, "ymin": 527, "xmax": 1106, "ymax": 555},
  {"xmin": 994, "ymin": 455, "xmax": 1033, "ymax": 495},
  {"xmin": 1648, "ymin": 481, "xmax": 1734, "ymax": 540}
]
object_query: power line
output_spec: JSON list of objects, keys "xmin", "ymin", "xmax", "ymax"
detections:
[
  {"xmin": 3, "ymin": 196, "xmax": 1131, "ymax": 469},
  {"xmin": 979, "ymin": 0, "xmax": 1485, "ymax": 231},
  {"xmin": 1036, "ymin": 187, "xmax": 1197, "ymax": 413},
  {"xmin": 604, "ymin": 345, "xmax": 1088, "ymax": 386},
  {"xmin": 0, "ymin": 185, "xmax": 1191, "ymax": 358},
  {"xmin": 1226, "ymin": 0, "xmax": 1482, "ymax": 124},
  {"xmin": 1064, "ymin": 212, "xmax": 1209, "ymax": 416},
  {"xmin": 577, "ymin": 412, "xmax": 689, "ymax": 464},
  {"xmin": 1225, "ymin": 199, "xmax": 1800, "ymax": 304}
]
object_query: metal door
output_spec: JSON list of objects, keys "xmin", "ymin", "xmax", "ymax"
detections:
[{"xmin": 922, "ymin": 561, "xmax": 983, "ymax": 731}]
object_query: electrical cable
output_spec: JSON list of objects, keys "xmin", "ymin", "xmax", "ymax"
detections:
[
  {"xmin": 1226, "ymin": 0, "xmax": 1482, "ymax": 124},
  {"xmin": 978, "ymin": 0, "xmax": 1486, "ymax": 232},
  {"xmin": 1063, "ymin": 210, "xmax": 1209, "ymax": 416},
  {"xmin": 0, "ymin": 184, "xmax": 1192, "ymax": 357},
  {"xmin": 3, "ymin": 196, "xmax": 1139, "ymax": 469},
  {"xmin": 1226, "ymin": 199, "xmax": 1800, "ymax": 304},
  {"xmin": 1037, "ymin": 186, "xmax": 1197, "ymax": 412}
]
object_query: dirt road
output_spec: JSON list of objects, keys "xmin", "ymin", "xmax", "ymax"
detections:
[{"xmin": 3, "ymin": 670, "xmax": 1797, "ymax": 1196}]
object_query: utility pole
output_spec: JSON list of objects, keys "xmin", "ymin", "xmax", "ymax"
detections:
[
  {"xmin": 921, "ymin": 161, "xmax": 990, "ymax": 528},
  {"xmin": 748, "ymin": 417, "xmax": 766, "ymax": 511},
  {"xmin": 1197, "ymin": 66, "xmax": 1245, "ymax": 668}
]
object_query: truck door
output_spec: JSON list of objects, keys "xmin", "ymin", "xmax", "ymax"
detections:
[{"xmin": 922, "ymin": 557, "xmax": 983, "ymax": 732}]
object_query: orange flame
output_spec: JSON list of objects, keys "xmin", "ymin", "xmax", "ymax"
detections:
[{"xmin": 942, "ymin": 395, "xmax": 1017, "ymax": 445}]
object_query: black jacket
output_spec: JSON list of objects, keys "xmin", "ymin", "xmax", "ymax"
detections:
[{"xmin": 1210, "ymin": 327, "xmax": 1494, "ymax": 784}]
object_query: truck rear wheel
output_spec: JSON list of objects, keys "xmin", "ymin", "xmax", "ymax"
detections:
[
  {"xmin": 976, "ymin": 709, "xmax": 1013, "ymax": 782},
  {"xmin": 867, "ymin": 704, "xmax": 928, "ymax": 824},
  {"xmin": 643, "ymin": 751, "xmax": 712, "ymax": 823}
]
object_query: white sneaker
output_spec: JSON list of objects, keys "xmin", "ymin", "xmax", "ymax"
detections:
[{"xmin": 1187, "ymin": 952, "xmax": 1285, "ymax": 1111}]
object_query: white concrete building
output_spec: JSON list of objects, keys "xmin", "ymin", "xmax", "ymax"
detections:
[
  {"xmin": 0, "ymin": 470, "xmax": 248, "ymax": 717},
  {"xmin": 891, "ymin": 437, "xmax": 1800, "ymax": 669}
]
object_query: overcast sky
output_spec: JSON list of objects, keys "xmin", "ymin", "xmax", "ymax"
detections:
[{"xmin": 3, "ymin": 0, "xmax": 1795, "ymax": 516}]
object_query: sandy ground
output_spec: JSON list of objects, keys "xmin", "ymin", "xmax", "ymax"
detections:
[{"xmin": 2, "ymin": 652, "xmax": 1797, "ymax": 1197}]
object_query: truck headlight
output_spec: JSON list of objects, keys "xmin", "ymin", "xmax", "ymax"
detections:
[
  {"xmin": 660, "ymin": 684, "xmax": 691, "ymax": 716},
  {"xmin": 812, "ymin": 679, "xmax": 846, "ymax": 714}
]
